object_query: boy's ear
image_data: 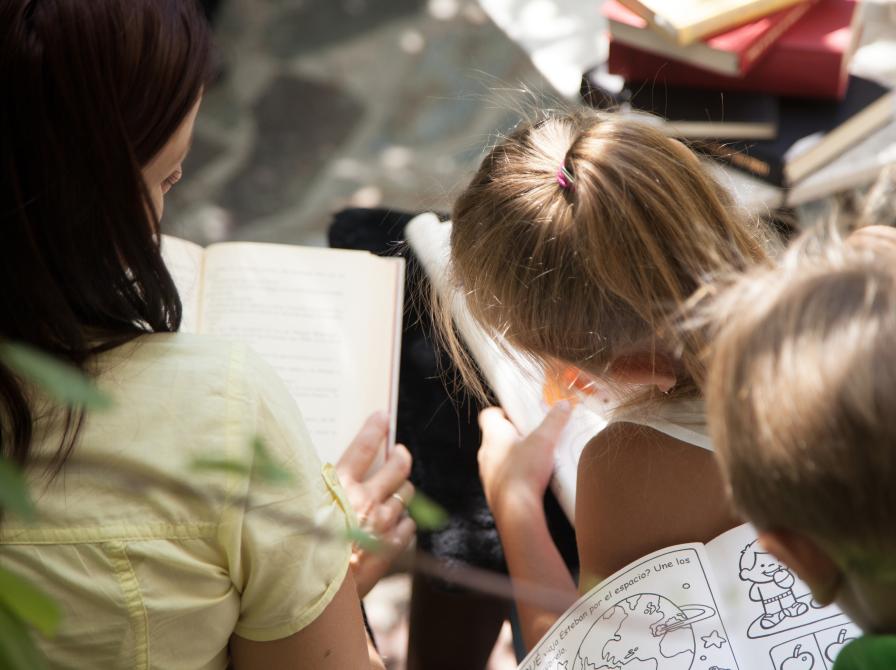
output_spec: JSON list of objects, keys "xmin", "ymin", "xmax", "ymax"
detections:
[
  {"xmin": 758, "ymin": 530, "xmax": 841, "ymax": 605},
  {"xmin": 609, "ymin": 353, "xmax": 676, "ymax": 393}
]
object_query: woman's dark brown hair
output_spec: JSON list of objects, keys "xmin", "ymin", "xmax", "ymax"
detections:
[{"xmin": 0, "ymin": 0, "xmax": 212, "ymax": 469}]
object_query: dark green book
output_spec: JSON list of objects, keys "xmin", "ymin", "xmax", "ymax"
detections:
[
  {"xmin": 581, "ymin": 63, "xmax": 780, "ymax": 140},
  {"xmin": 697, "ymin": 75, "xmax": 894, "ymax": 187}
]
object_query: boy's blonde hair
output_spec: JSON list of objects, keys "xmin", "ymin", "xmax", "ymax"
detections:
[
  {"xmin": 443, "ymin": 110, "xmax": 770, "ymax": 402},
  {"xmin": 705, "ymin": 236, "xmax": 896, "ymax": 561}
]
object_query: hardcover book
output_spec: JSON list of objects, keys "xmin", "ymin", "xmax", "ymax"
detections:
[
  {"xmin": 161, "ymin": 236, "xmax": 405, "ymax": 466},
  {"xmin": 519, "ymin": 523, "xmax": 857, "ymax": 670},
  {"xmin": 604, "ymin": 0, "xmax": 817, "ymax": 76},
  {"xmin": 608, "ymin": 0, "xmax": 862, "ymax": 101},
  {"xmin": 581, "ymin": 66, "xmax": 780, "ymax": 140},
  {"xmin": 698, "ymin": 75, "xmax": 895, "ymax": 187},
  {"xmin": 616, "ymin": 0, "xmax": 810, "ymax": 46},
  {"xmin": 787, "ymin": 117, "xmax": 896, "ymax": 206}
]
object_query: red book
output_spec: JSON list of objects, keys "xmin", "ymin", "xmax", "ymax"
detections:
[
  {"xmin": 608, "ymin": 0, "xmax": 861, "ymax": 100},
  {"xmin": 604, "ymin": 0, "xmax": 817, "ymax": 76}
]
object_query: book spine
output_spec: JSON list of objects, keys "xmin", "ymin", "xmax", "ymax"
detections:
[
  {"xmin": 608, "ymin": 41, "xmax": 845, "ymax": 101},
  {"xmin": 741, "ymin": 0, "xmax": 815, "ymax": 70},
  {"xmin": 695, "ymin": 140, "xmax": 786, "ymax": 187},
  {"xmin": 615, "ymin": 0, "xmax": 654, "ymax": 22},
  {"xmin": 678, "ymin": 0, "xmax": 807, "ymax": 46},
  {"xmin": 615, "ymin": 0, "xmax": 681, "ymax": 42},
  {"xmin": 607, "ymin": 17, "xmax": 741, "ymax": 76}
]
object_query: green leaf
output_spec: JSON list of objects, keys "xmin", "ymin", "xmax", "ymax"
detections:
[
  {"xmin": 190, "ymin": 457, "xmax": 252, "ymax": 477},
  {"xmin": 0, "ymin": 604, "xmax": 49, "ymax": 670},
  {"xmin": 0, "ymin": 458, "xmax": 35, "ymax": 522},
  {"xmin": 0, "ymin": 342, "xmax": 112, "ymax": 411},
  {"xmin": 191, "ymin": 439, "xmax": 295, "ymax": 486},
  {"xmin": 250, "ymin": 437, "xmax": 295, "ymax": 485},
  {"xmin": 831, "ymin": 635, "xmax": 896, "ymax": 670},
  {"xmin": 579, "ymin": 571, "xmax": 605, "ymax": 594},
  {"xmin": 345, "ymin": 527, "xmax": 384, "ymax": 552},
  {"xmin": 407, "ymin": 492, "xmax": 448, "ymax": 531},
  {"xmin": 0, "ymin": 565, "xmax": 61, "ymax": 637}
]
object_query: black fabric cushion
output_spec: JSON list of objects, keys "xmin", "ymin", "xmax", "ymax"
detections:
[{"xmin": 328, "ymin": 208, "xmax": 578, "ymax": 588}]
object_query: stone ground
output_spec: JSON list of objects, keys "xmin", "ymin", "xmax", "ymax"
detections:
[{"xmin": 162, "ymin": 0, "xmax": 552, "ymax": 248}]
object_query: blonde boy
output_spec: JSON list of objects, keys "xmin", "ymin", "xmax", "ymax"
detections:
[{"xmin": 705, "ymin": 231, "xmax": 896, "ymax": 668}]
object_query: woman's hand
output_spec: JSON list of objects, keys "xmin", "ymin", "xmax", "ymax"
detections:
[
  {"xmin": 336, "ymin": 412, "xmax": 416, "ymax": 598},
  {"xmin": 477, "ymin": 402, "xmax": 571, "ymax": 512}
]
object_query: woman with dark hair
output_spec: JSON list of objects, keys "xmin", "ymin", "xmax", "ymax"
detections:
[{"xmin": 0, "ymin": 1, "xmax": 396, "ymax": 667}]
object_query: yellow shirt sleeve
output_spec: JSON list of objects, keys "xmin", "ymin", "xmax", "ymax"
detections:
[{"xmin": 219, "ymin": 347, "xmax": 354, "ymax": 642}]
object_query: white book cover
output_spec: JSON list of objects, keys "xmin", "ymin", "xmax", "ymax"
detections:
[
  {"xmin": 406, "ymin": 213, "xmax": 609, "ymax": 521},
  {"xmin": 788, "ymin": 118, "xmax": 896, "ymax": 207}
]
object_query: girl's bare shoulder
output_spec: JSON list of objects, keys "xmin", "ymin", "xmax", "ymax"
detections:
[{"xmin": 579, "ymin": 420, "xmax": 707, "ymax": 472}]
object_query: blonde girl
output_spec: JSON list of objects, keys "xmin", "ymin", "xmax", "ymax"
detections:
[{"xmin": 443, "ymin": 110, "xmax": 772, "ymax": 649}]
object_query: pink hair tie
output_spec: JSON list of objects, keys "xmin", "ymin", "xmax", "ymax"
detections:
[{"xmin": 557, "ymin": 164, "xmax": 575, "ymax": 191}]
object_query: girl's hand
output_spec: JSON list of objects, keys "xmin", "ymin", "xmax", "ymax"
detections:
[
  {"xmin": 336, "ymin": 413, "xmax": 416, "ymax": 598},
  {"xmin": 477, "ymin": 402, "xmax": 571, "ymax": 512}
]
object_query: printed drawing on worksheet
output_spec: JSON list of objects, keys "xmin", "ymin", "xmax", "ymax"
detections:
[
  {"xmin": 767, "ymin": 623, "xmax": 862, "ymax": 670},
  {"xmin": 517, "ymin": 524, "xmax": 857, "ymax": 670},
  {"xmin": 519, "ymin": 544, "xmax": 739, "ymax": 670},
  {"xmin": 734, "ymin": 538, "xmax": 825, "ymax": 638},
  {"xmin": 704, "ymin": 524, "xmax": 858, "ymax": 670}
]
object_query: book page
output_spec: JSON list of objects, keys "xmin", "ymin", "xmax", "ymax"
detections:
[
  {"xmin": 705, "ymin": 524, "xmax": 860, "ymax": 670},
  {"xmin": 405, "ymin": 213, "xmax": 608, "ymax": 521},
  {"xmin": 197, "ymin": 241, "xmax": 404, "ymax": 466},
  {"xmin": 160, "ymin": 236, "xmax": 204, "ymax": 334},
  {"xmin": 519, "ymin": 543, "xmax": 742, "ymax": 670},
  {"xmin": 628, "ymin": 0, "xmax": 803, "ymax": 34}
]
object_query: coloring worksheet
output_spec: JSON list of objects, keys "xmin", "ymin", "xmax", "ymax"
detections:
[{"xmin": 519, "ymin": 524, "xmax": 857, "ymax": 670}]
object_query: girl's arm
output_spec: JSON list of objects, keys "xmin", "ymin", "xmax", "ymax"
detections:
[
  {"xmin": 478, "ymin": 403, "xmax": 578, "ymax": 650},
  {"xmin": 480, "ymin": 411, "xmax": 739, "ymax": 651},
  {"xmin": 230, "ymin": 572, "xmax": 386, "ymax": 669},
  {"xmin": 575, "ymin": 421, "xmax": 739, "ymax": 583}
]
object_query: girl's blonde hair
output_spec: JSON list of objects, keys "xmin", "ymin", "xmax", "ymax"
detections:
[
  {"xmin": 705, "ymin": 233, "xmax": 896, "ymax": 560},
  {"xmin": 441, "ymin": 110, "xmax": 770, "ymax": 404}
]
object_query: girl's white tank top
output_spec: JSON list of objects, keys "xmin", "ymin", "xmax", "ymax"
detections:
[{"xmin": 606, "ymin": 399, "xmax": 712, "ymax": 451}]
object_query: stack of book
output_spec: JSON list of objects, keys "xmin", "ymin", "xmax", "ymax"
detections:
[{"xmin": 583, "ymin": 0, "xmax": 895, "ymax": 194}]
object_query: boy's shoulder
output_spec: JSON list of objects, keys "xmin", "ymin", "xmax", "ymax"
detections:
[{"xmin": 832, "ymin": 635, "xmax": 896, "ymax": 670}]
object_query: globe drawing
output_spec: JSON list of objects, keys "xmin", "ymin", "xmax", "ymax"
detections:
[{"xmin": 572, "ymin": 594, "xmax": 712, "ymax": 670}]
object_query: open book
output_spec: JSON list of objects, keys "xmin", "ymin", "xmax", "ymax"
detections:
[
  {"xmin": 405, "ymin": 213, "xmax": 608, "ymax": 522},
  {"xmin": 161, "ymin": 236, "xmax": 405, "ymax": 466},
  {"xmin": 519, "ymin": 523, "xmax": 857, "ymax": 670}
]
